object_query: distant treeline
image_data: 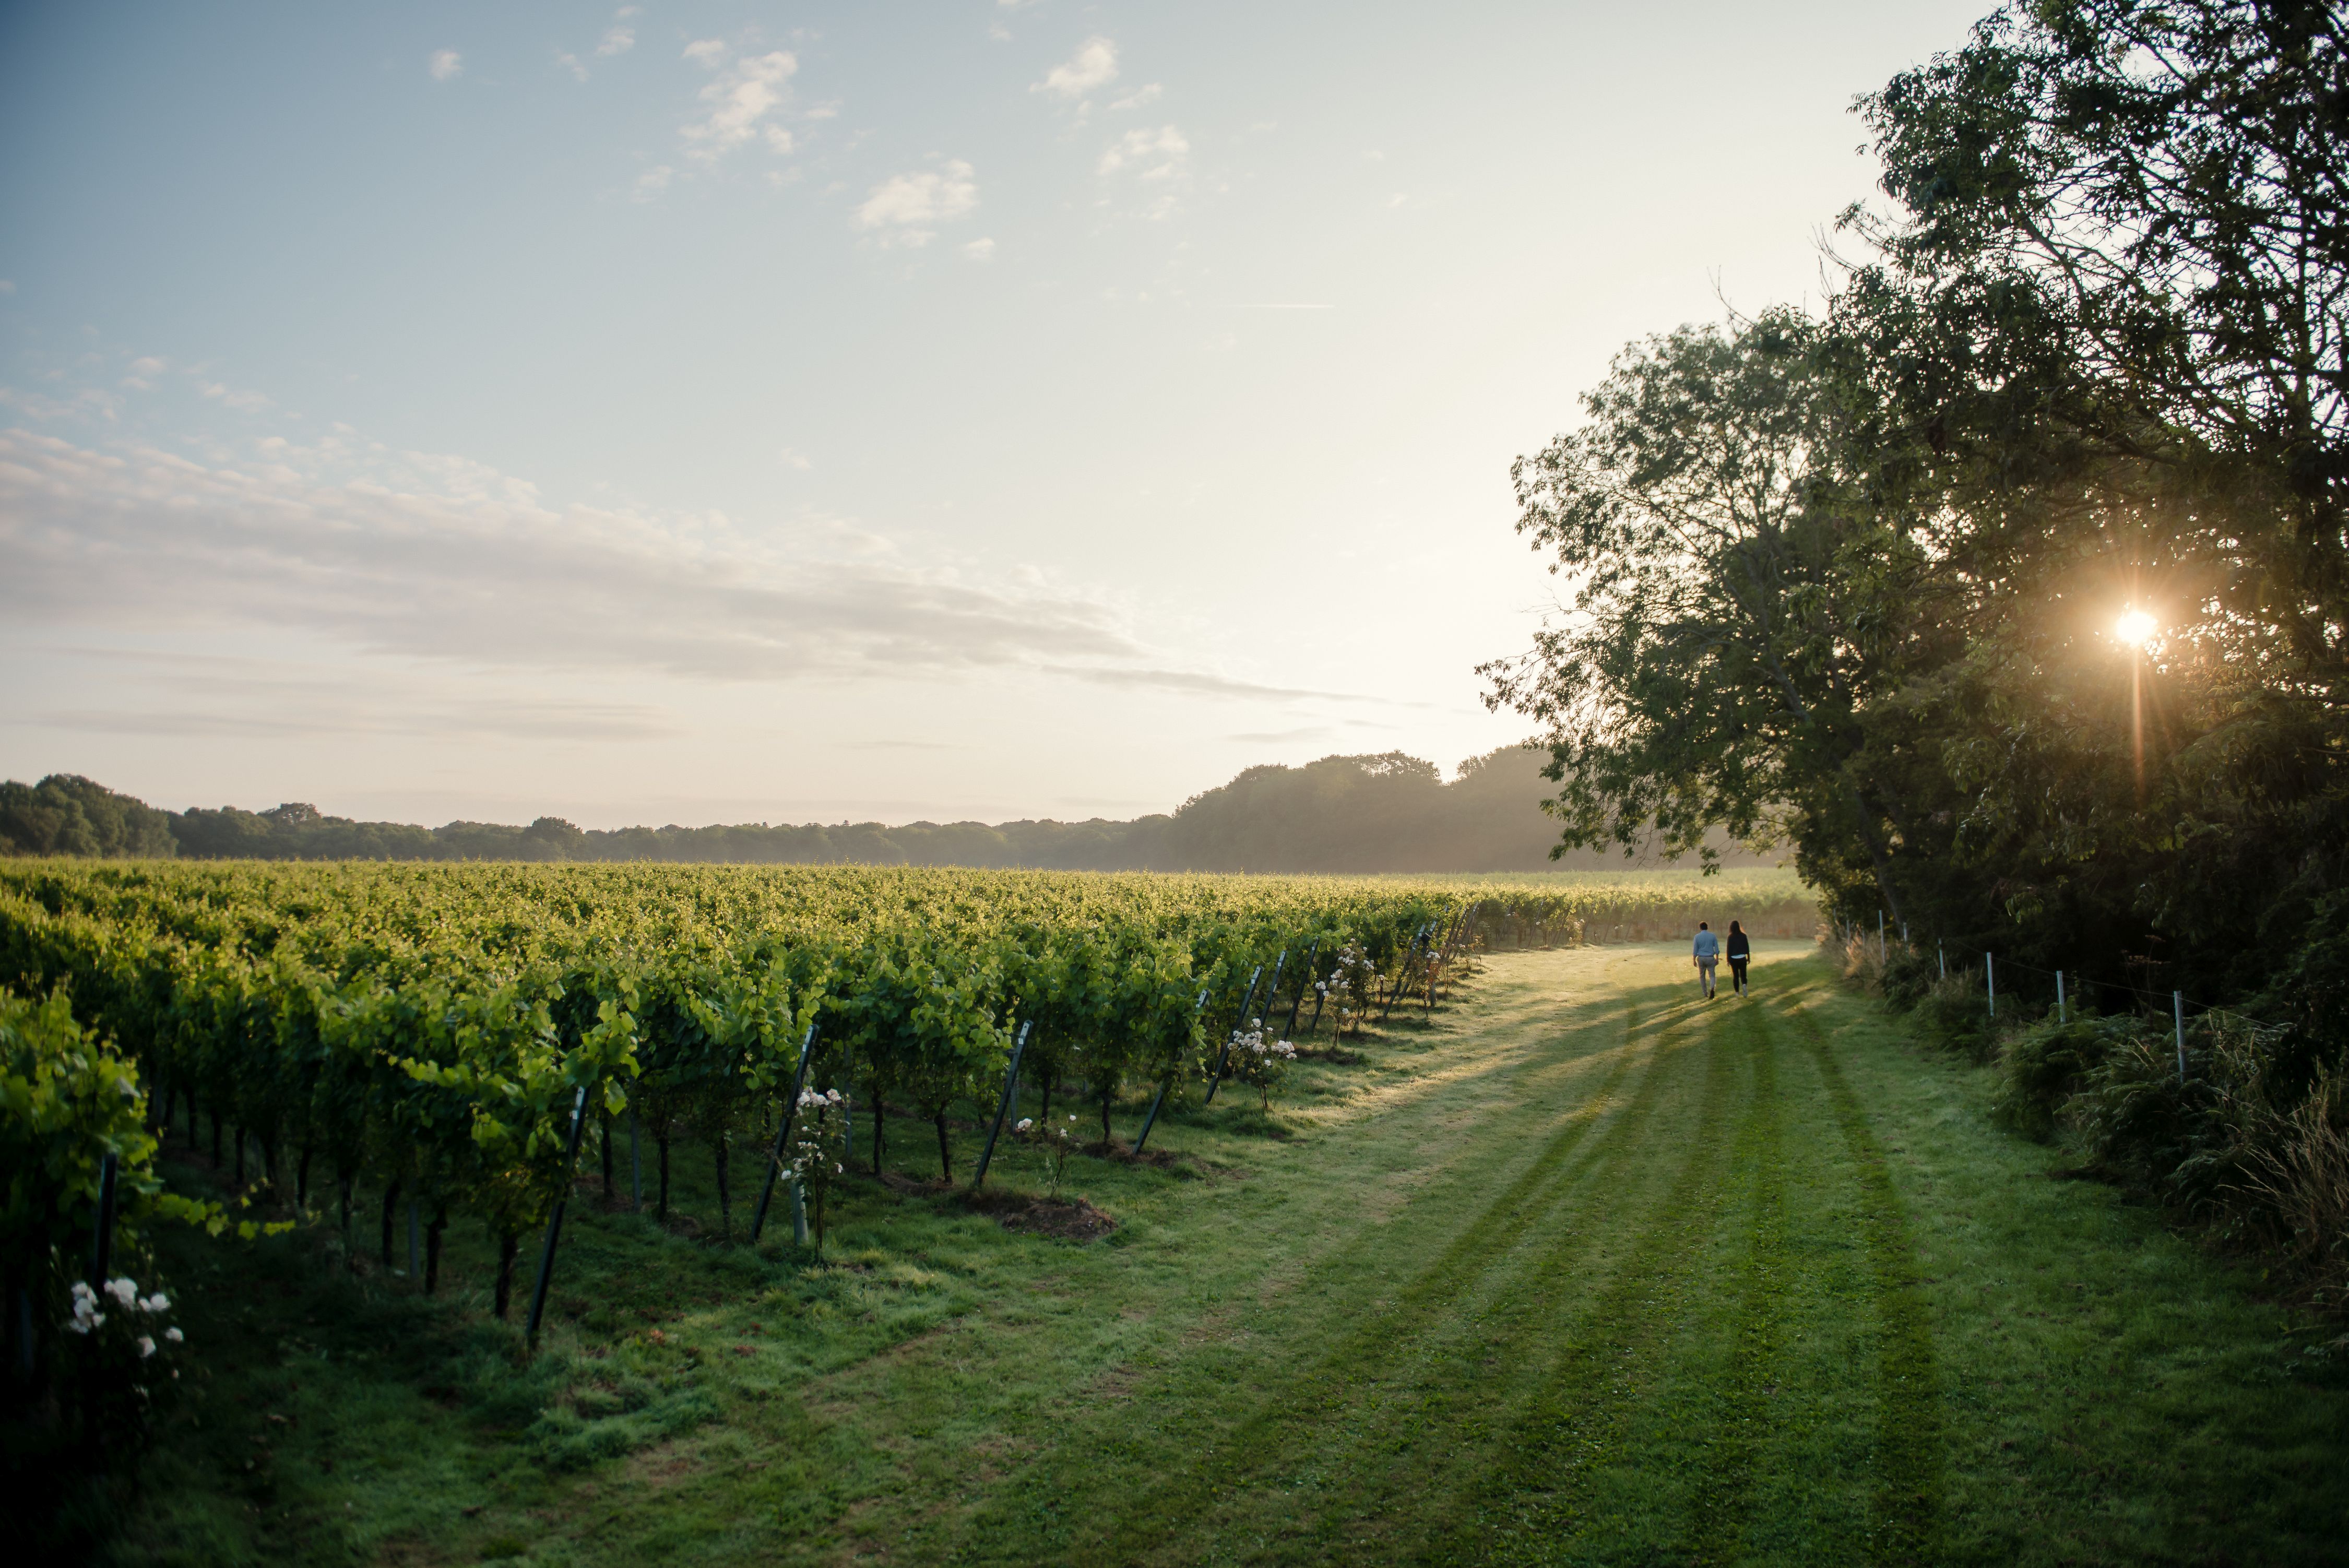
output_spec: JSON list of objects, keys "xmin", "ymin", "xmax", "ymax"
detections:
[{"xmin": 0, "ymin": 751, "xmax": 1762, "ymax": 872}]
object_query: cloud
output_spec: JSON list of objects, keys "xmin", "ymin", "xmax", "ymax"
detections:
[
  {"xmin": 1110, "ymin": 84, "xmax": 1162, "ymax": 110},
  {"xmin": 1097, "ymin": 125, "xmax": 1188, "ymax": 179},
  {"xmin": 557, "ymin": 51, "xmax": 588, "ymax": 82},
  {"xmin": 429, "ymin": 50, "xmax": 462, "ymax": 83},
  {"xmin": 30, "ymin": 661, "xmax": 682, "ymax": 743},
  {"xmin": 0, "ymin": 280, "xmax": 15, "ymax": 294},
  {"xmin": 1035, "ymin": 37, "xmax": 1118, "ymax": 99},
  {"xmin": 0, "ymin": 426, "xmax": 1165, "ymax": 687},
  {"xmin": 854, "ymin": 162, "xmax": 978, "ymax": 246},
  {"xmin": 681, "ymin": 48, "xmax": 798, "ymax": 162},
  {"xmin": 598, "ymin": 26, "xmax": 635, "ymax": 57},
  {"xmin": 961, "ymin": 237, "xmax": 996, "ymax": 262},
  {"xmin": 779, "ymin": 447, "xmax": 813, "ymax": 470},
  {"xmin": 121, "ymin": 357, "xmax": 167, "ymax": 390},
  {"xmin": 1061, "ymin": 667, "xmax": 1390, "ymax": 704},
  {"xmin": 198, "ymin": 381, "xmax": 273, "ymax": 413},
  {"xmin": 634, "ymin": 165, "xmax": 674, "ymax": 197}
]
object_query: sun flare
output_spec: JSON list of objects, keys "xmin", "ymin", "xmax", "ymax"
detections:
[{"xmin": 2115, "ymin": 609, "xmax": 2157, "ymax": 647}]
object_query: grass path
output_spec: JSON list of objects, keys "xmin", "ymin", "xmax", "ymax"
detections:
[{"xmin": 109, "ymin": 946, "xmax": 2348, "ymax": 1565}]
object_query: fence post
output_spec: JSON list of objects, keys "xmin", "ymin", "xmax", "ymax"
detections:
[
  {"xmin": 1938, "ymin": 941, "xmax": 1945, "ymax": 980},
  {"xmin": 1987, "ymin": 952, "xmax": 1996, "ymax": 1019},
  {"xmin": 1381, "ymin": 925, "xmax": 1430, "ymax": 1022},
  {"xmin": 972, "ymin": 1020, "xmax": 1032, "ymax": 1189},
  {"xmin": 525, "ymin": 1083, "xmax": 592, "ymax": 1350},
  {"xmin": 2056, "ymin": 970, "xmax": 2066, "ymax": 1024},
  {"xmin": 1204, "ymin": 966, "xmax": 1264, "ymax": 1104},
  {"xmin": 2174, "ymin": 991, "xmax": 2187, "ymax": 1081},
  {"xmin": 1281, "ymin": 940, "xmax": 1319, "ymax": 1040},
  {"xmin": 1134, "ymin": 990, "xmax": 1211, "ymax": 1154},
  {"xmin": 86, "ymin": 1151, "xmax": 119, "ymax": 1289},
  {"xmin": 750, "ymin": 1023, "xmax": 821, "ymax": 1244},
  {"xmin": 1879, "ymin": 911, "xmax": 1887, "ymax": 966}
]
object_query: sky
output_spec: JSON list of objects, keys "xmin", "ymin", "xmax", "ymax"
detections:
[{"xmin": 0, "ymin": 0, "xmax": 1989, "ymax": 829}]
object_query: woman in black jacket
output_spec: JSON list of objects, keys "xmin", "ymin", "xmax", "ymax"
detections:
[{"xmin": 1725, "ymin": 920, "xmax": 1751, "ymax": 996}]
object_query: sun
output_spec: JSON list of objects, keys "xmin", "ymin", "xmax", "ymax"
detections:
[{"xmin": 2115, "ymin": 609, "xmax": 2157, "ymax": 647}]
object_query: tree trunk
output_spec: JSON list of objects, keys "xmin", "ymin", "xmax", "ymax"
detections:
[
  {"xmin": 1100, "ymin": 1086, "xmax": 1113, "ymax": 1148},
  {"xmin": 492, "ymin": 1231, "xmax": 520, "ymax": 1320},
  {"xmin": 713, "ymin": 1133, "xmax": 731, "ymax": 1239},
  {"xmin": 423, "ymin": 1208, "xmax": 447, "ymax": 1295},
  {"xmin": 380, "ymin": 1179, "xmax": 401, "ymax": 1266},
  {"xmin": 656, "ymin": 1127, "xmax": 671, "ymax": 1221},
  {"xmin": 872, "ymin": 1094, "xmax": 885, "ymax": 1175},
  {"xmin": 233, "ymin": 1126, "xmax": 245, "ymax": 1186},
  {"xmin": 296, "ymin": 1145, "xmax": 312, "ymax": 1206},
  {"xmin": 1039, "ymin": 1069, "xmax": 1054, "ymax": 1125},
  {"xmin": 934, "ymin": 1107, "xmax": 953, "ymax": 1182},
  {"xmin": 338, "ymin": 1171, "xmax": 352, "ymax": 1251}
]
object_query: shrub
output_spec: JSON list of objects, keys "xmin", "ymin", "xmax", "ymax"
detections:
[{"xmin": 1991, "ymin": 1013, "xmax": 2141, "ymax": 1141}]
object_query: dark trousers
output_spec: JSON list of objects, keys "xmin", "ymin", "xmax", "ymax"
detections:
[{"xmin": 1728, "ymin": 957, "xmax": 1749, "ymax": 994}]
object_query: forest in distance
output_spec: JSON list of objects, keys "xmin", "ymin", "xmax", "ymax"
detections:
[{"xmin": 0, "ymin": 747, "xmax": 1771, "ymax": 873}]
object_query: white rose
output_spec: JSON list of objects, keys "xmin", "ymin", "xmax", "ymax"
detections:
[
  {"xmin": 165, "ymin": 1327, "xmax": 184, "ymax": 1344},
  {"xmin": 137, "ymin": 1336, "xmax": 156, "ymax": 1359}
]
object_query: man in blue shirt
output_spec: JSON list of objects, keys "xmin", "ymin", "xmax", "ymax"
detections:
[{"xmin": 1692, "ymin": 922, "xmax": 1721, "ymax": 1000}]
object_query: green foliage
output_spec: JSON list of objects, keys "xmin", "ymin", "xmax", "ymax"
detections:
[
  {"xmin": 0, "ymin": 776, "xmax": 177, "ymax": 860},
  {"xmin": 0, "ymin": 985, "xmax": 219, "ymax": 1282},
  {"xmin": 1991, "ymin": 1012, "xmax": 2138, "ymax": 1140}
]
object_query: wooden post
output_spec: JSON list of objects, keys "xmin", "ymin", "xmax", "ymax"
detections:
[
  {"xmin": 1134, "ymin": 991, "xmax": 1209, "ymax": 1154},
  {"xmin": 1280, "ymin": 940, "xmax": 1320, "ymax": 1040},
  {"xmin": 86, "ymin": 1153, "xmax": 118, "ymax": 1289},
  {"xmin": 1381, "ymin": 924, "xmax": 1430, "ymax": 1022},
  {"xmin": 2174, "ymin": 991, "xmax": 2187, "ymax": 1080},
  {"xmin": 751, "ymin": 1023, "xmax": 821, "ymax": 1243},
  {"xmin": 525, "ymin": 1084, "xmax": 592, "ymax": 1350},
  {"xmin": 1204, "ymin": 966, "xmax": 1264, "ymax": 1104},
  {"xmin": 972, "ymin": 1020, "xmax": 1033, "ymax": 1188}
]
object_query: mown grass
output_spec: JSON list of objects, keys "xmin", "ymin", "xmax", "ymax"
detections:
[{"xmin": 64, "ymin": 946, "xmax": 2349, "ymax": 1565}]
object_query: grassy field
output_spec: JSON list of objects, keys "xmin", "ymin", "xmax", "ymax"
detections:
[{"xmin": 86, "ymin": 945, "xmax": 2345, "ymax": 1565}]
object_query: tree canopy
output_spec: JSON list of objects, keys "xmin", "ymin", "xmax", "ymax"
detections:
[{"xmin": 1489, "ymin": 0, "xmax": 2349, "ymax": 1027}]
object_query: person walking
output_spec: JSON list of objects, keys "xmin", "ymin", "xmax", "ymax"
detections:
[
  {"xmin": 1692, "ymin": 921, "xmax": 1721, "ymax": 1000},
  {"xmin": 1725, "ymin": 920, "xmax": 1751, "ymax": 996}
]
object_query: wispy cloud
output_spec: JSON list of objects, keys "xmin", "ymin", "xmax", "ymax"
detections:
[
  {"xmin": 597, "ymin": 25, "xmax": 635, "ymax": 58},
  {"xmin": 29, "ymin": 656, "xmax": 682, "ymax": 743},
  {"xmin": 198, "ymin": 381, "xmax": 273, "ymax": 413},
  {"xmin": 961, "ymin": 237, "xmax": 996, "ymax": 262},
  {"xmin": 429, "ymin": 49, "xmax": 462, "ymax": 83},
  {"xmin": 1035, "ymin": 36, "xmax": 1118, "ymax": 99},
  {"xmin": 680, "ymin": 45, "xmax": 798, "ymax": 162},
  {"xmin": 1097, "ymin": 125, "xmax": 1189, "ymax": 193},
  {"xmin": 1110, "ymin": 83, "xmax": 1162, "ymax": 111},
  {"xmin": 855, "ymin": 162, "xmax": 978, "ymax": 246},
  {"xmin": 0, "ymin": 427, "xmax": 1155, "ymax": 685}
]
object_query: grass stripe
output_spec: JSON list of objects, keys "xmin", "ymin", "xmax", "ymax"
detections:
[
  {"xmin": 1425, "ymin": 986, "xmax": 1750, "ymax": 1564},
  {"xmin": 1682, "ymin": 987, "xmax": 1790, "ymax": 1562},
  {"xmin": 1776, "ymin": 980, "xmax": 1947, "ymax": 1564}
]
